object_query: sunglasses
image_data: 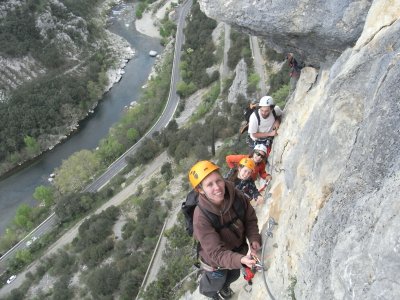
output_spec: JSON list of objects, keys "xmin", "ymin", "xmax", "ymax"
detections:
[{"xmin": 254, "ymin": 151, "xmax": 266, "ymax": 158}]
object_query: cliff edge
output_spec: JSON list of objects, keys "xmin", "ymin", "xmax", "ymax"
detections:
[{"xmin": 199, "ymin": 0, "xmax": 400, "ymax": 299}]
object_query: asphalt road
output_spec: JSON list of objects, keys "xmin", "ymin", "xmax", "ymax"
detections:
[{"xmin": 0, "ymin": 0, "xmax": 192, "ymax": 290}]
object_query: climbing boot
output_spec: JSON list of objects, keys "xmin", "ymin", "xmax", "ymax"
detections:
[{"xmin": 219, "ymin": 285, "xmax": 234, "ymax": 298}]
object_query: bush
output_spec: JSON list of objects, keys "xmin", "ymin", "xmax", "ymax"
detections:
[
  {"xmin": 269, "ymin": 63, "xmax": 290, "ymax": 94},
  {"xmin": 227, "ymin": 29, "xmax": 250, "ymax": 70},
  {"xmin": 271, "ymin": 84, "xmax": 290, "ymax": 108}
]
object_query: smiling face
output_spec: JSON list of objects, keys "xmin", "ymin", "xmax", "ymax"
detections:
[
  {"xmin": 198, "ymin": 171, "xmax": 226, "ymax": 206},
  {"xmin": 238, "ymin": 166, "xmax": 253, "ymax": 180},
  {"xmin": 252, "ymin": 150, "xmax": 265, "ymax": 163}
]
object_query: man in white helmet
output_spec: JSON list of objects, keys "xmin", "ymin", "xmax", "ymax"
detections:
[{"xmin": 247, "ymin": 95, "xmax": 282, "ymax": 153}]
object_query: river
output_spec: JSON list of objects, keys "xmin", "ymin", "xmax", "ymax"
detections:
[{"xmin": 0, "ymin": 3, "xmax": 162, "ymax": 235}]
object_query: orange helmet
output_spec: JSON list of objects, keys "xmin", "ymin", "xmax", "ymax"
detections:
[
  {"xmin": 188, "ymin": 160, "xmax": 220, "ymax": 189},
  {"xmin": 239, "ymin": 157, "xmax": 256, "ymax": 171}
]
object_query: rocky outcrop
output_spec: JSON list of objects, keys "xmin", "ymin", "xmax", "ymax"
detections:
[
  {"xmin": 0, "ymin": 0, "xmax": 126, "ymax": 100},
  {"xmin": 227, "ymin": 58, "xmax": 247, "ymax": 103},
  {"xmin": 198, "ymin": 0, "xmax": 374, "ymax": 66},
  {"xmin": 199, "ymin": 0, "xmax": 400, "ymax": 299}
]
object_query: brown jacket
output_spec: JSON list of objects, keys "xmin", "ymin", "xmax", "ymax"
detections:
[{"xmin": 193, "ymin": 180, "xmax": 261, "ymax": 269}]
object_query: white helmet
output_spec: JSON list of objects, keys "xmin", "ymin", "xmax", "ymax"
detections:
[
  {"xmin": 254, "ymin": 144, "xmax": 267, "ymax": 153},
  {"xmin": 259, "ymin": 96, "xmax": 274, "ymax": 107}
]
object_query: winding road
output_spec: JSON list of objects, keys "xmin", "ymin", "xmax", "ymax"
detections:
[{"xmin": 0, "ymin": 0, "xmax": 193, "ymax": 294}]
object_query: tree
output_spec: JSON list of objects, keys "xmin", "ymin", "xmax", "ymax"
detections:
[
  {"xmin": 161, "ymin": 162, "xmax": 172, "ymax": 183},
  {"xmin": 54, "ymin": 150, "xmax": 101, "ymax": 194},
  {"xmin": 8, "ymin": 249, "xmax": 32, "ymax": 270},
  {"xmin": 87, "ymin": 80, "xmax": 102, "ymax": 102},
  {"xmin": 55, "ymin": 192, "xmax": 92, "ymax": 222},
  {"xmin": 23, "ymin": 135, "xmax": 40, "ymax": 156},
  {"xmin": 126, "ymin": 128, "xmax": 139, "ymax": 143},
  {"xmin": 87, "ymin": 264, "xmax": 121, "ymax": 297},
  {"xmin": 13, "ymin": 204, "xmax": 33, "ymax": 230},
  {"xmin": 33, "ymin": 185, "xmax": 54, "ymax": 207},
  {"xmin": 52, "ymin": 275, "xmax": 74, "ymax": 300}
]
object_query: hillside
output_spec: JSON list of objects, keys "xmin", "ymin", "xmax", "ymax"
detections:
[
  {"xmin": 0, "ymin": 0, "xmax": 398, "ymax": 299},
  {"xmin": 0, "ymin": 0, "xmax": 132, "ymax": 175},
  {"xmin": 198, "ymin": 0, "xmax": 400, "ymax": 299}
]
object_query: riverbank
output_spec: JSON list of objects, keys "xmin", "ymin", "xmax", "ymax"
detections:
[
  {"xmin": 0, "ymin": 1, "xmax": 163, "ymax": 235},
  {"xmin": 135, "ymin": 0, "xmax": 179, "ymax": 39},
  {"xmin": 0, "ymin": 1, "xmax": 136, "ymax": 179}
]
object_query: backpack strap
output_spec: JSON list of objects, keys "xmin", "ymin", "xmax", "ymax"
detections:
[
  {"xmin": 256, "ymin": 107, "xmax": 281, "ymax": 124},
  {"xmin": 197, "ymin": 204, "xmax": 221, "ymax": 231},
  {"xmin": 195, "ymin": 198, "xmax": 247, "ymax": 266},
  {"xmin": 197, "ymin": 198, "xmax": 246, "ymax": 236},
  {"xmin": 254, "ymin": 109, "xmax": 261, "ymax": 126}
]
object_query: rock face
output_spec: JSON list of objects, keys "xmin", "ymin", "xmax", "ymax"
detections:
[
  {"xmin": 198, "ymin": 0, "xmax": 373, "ymax": 66},
  {"xmin": 199, "ymin": 0, "xmax": 400, "ymax": 299}
]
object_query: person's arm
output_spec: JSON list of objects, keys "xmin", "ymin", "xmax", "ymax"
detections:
[
  {"xmin": 273, "ymin": 119, "xmax": 281, "ymax": 130},
  {"xmin": 251, "ymin": 130, "xmax": 277, "ymax": 139},
  {"xmin": 248, "ymin": 180, "xmax": 261, "ymax": 199},
  {"xmin": 257, "ymin": 162, "xmax": 268, "ymax": 180},
  {"xmin": 225, "ymin": 154, "xmax": 245, "ymax": 169}
]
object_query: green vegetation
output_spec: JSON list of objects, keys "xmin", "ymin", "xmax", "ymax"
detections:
[
  {"xmin": 0, "ymin": 49, "xmax": 173, "ymax": 259},
  {"xmin": 272, "ymin": 84, "xmax": 290, "ymax": 108},
  {"xmin": 0, "ymin": 2, "xmax": 295, "ymax": 297},
  {"xmin": 2, "ymin": 179, "xmax": 168, "ymax": 299},
  {"xmin": 177, "ymin": 2, "xmax": 218, "ymax": 98},
  {"xmin": 227, "ymin": 28, "xmax": 252, "ymax": 70},
  {"xmin": 0, "ymin": 0, "xmax": 109, "ymax": 175},
  {"xmin": 247, "ymin": 72, "xmax": 261, "ymax": 95},
  {"xmin": 269, "ymin": 62, "xmax": 290, "ymax": 94},
  {"xmin": 54, "ymin": 150, "xmax": 102, "ymax": 194},
  {"xmin": 287, "ymin": 276, "xmax": 297, "ymax": 299},
  {"xmin": 33, "ymin": 185, "xmax": 55, "ymax": 207},
  {"xmin": 159, "ymin": 14, "xmax": 177, "ymax": 45},
  {"xmin": 135, "ymin": 0, "xmax": 158, "ymax": 19},
  {"xmin": 140, "ymin": 215, "xmax": 194, "ymax": 299}
]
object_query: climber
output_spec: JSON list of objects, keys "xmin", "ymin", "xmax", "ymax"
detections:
[
  {"xmin": 247, "ymin": 95, "xmax": 282, "ymax": 152},
  {"xmin": 225, "ymin": 157, "xmax": 264, "ymax": 206},
  {"xmin": 286, "ymin": 52, "xmax": 302, "ymax": 78},
  {"xmin": 225, "ymin": 144, "xmax": 272, "ymax": 193},
  {"xmin": 188, "ymin": 160, "xmax": 262, "ymax": 300}
]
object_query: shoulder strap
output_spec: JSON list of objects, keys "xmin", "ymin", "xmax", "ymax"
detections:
[
  {"xmin": 232, "ymin": 197, "xmax": 246, "ymax": 222},
  {"xmin": 197, "ymin": 198, "xmax": 245, "ymax": 233},
  {"xmin": 197, "ymin": 204, "xmax": 221, "ymax": 230},
  {"xmin": 254, "ymin": 109, "xmax": 261, "ymax": 126}
]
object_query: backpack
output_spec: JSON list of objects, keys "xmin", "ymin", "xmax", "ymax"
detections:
[{"xmin": 181, "ymin": 189, "xmax": 246, "ymax": 237}]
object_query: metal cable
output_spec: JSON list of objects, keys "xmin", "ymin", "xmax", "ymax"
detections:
[{"xmin": 261, "ymin": 217, "xmax": 277, "ymax": 300}]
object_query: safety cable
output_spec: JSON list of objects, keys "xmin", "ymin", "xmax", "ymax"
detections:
[{"xmin": 261, "ymin": 217, "xmax": 277, "ymax": 300}]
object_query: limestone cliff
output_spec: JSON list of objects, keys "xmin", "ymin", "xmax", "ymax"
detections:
[{"xmin": 199, "ymin": 0, "xmax": 400, "ymax": 299}]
